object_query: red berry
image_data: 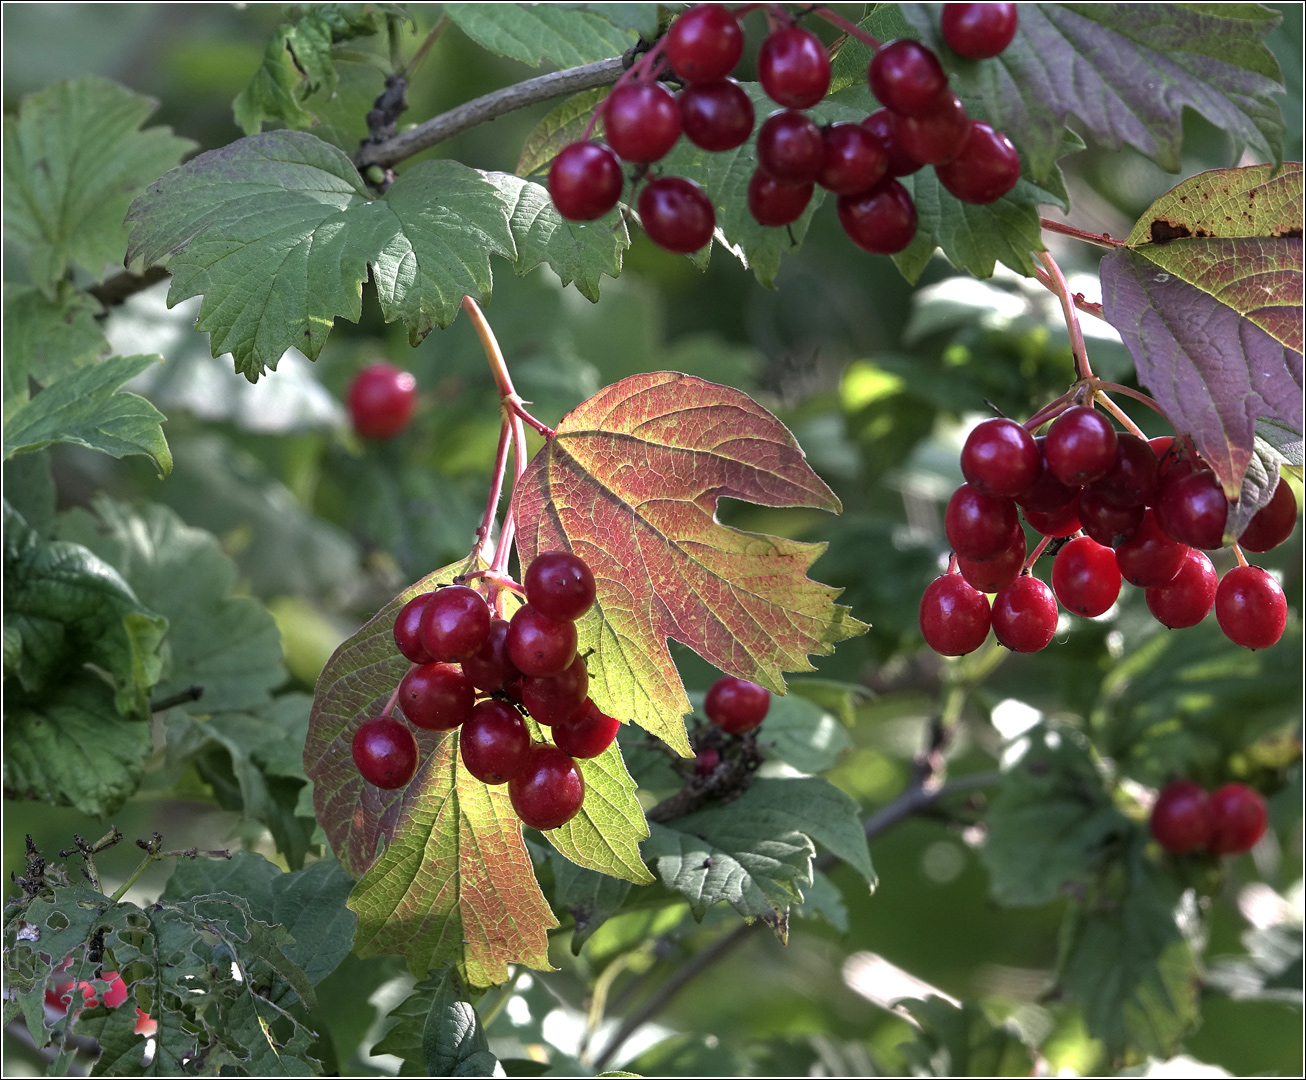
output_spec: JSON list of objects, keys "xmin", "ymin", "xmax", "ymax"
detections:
[
  {"xmin": 1077, "ymin": 487, "xmax": 1144, "ymax": 547},
  {"xmin": 394, "ymin": 593, "xmax": 433, "ymax": 664},
  {"xmin": 348, "ymin": 363, "xmax": 417, "ymax": 440},
  {"xmin": 941, "ymin": 3, "xmax": 1019, "ymax": 59},
  {"xmin": 679, "ymin": 79, "xmax": 755, "ymax": 151},
  {"xmin": 946, "ymin": 483, "xmax": 1019, "ymax": 560},
  {"xmin": 1216, "ymin": 565, "xmax": 1287, "ymax": 649},
  {"xmin": 1051, "ymin": 536, "xmax": 1120, "ymax": 617},
  {"xmin": 1044, "ymin": 406, "xmax": 1118, "ymax": 486},
  {"xmin": 958, "ymin": 526, "xmax": 1026, "ymax": 594},
  {"xmin": 1207, "ymin": 783, "xmax": 1268, "ymax": 855},
  {"xmin": 418, "ymin": 585, "xmax": 492, "ymax": 662},
  {"xmin": 1150, "ymin": 780, "xmax": 1212, "ymax": 854},
  {"xmin": 704, "ymin": 675, "xmax": 770, "ymax": 734},
  {"xmin": 509, "ymin": 744, "xmax": 586, "ymax": 830},
  {"xmin": 460, "ymin": 700, "xmax": 531, "ymax": 784},
  {"xmin": 1017, "ymin": 436, "xmax": 1077, "ymax": 513},
  {"xmin": 666, "ymin": 4, "xmax": 744, "ymax": 83},
  {"xmin": 837, "ymin": 179, "xmax": 918, "ymax": 254},
  {"xmin": 869, "ymin": 40, "xmax": 949, "ymax": 117},
  {"xmin": 1088, "ymin": 433, "xmax": 1159, "ymax": 508},
  {"xmin": 935, "ymin": 121, "xmax": 1020, "ymax": 203},
  {"xmin": 398, "ymin": 662, "xmax": 474, "ymax": 731},
  {"xmin": 1145, "ymin": 547, "xmax": 1217, "ymax": 628},
  {"xmin": 604, "ymin": 82, "xmax": 682, "ymax": 163},
  {"xmin": 460, "ymin": 617, "xmax": 520, "ymax": 692},
  {"xmin": 861, "ymin": 109, "xmax": 922, "ymax": 176},
  {"xmin": 522, "ymin": 653, "xmax": 590, "ymax": 726},
  {"xmin": 961, "ymin": 417, "xmax": 1041, "ymax": 498},
  {"xmin": 352, "ymin": 717, "xmax": 419, "ymax": 789},
  {"xmin": 694, "ymin": 747, "xmax": 721, "ymax": 776},
  {"xmin": 892, "ymin": 92, "xmax": 970, "ymax": 165},
  {"xmin": 757, "ymin": 109, "xmax": 823, "ymax": 183},
  {"xmin": 817, "ymin": 123, "xmax": 888, "ymax": 195},
  {"xmin": 748, "ymin": 170, "xmax": 814, "ymax": 227},
  {"xmin": 525, "ymin": 551, "xmax": 597, "ymax": 623},
  {"xmin": 1155, "ymin": 469, "xmax": 1229, "ymax": 549},
  {"xmin": 1237, "ymin": 477, "xmax": 1298, "ymax": 552},
  {"xmin": 1022, "ymin": 492, "xmax": 1082, "ymax": 538},
  {"xmin": 506, "ymin": 605, "xmax": 577, "ymax": 677},
  {"xmin": 991, "ymin": 575, "xmax": 1058, "ymax": 652},
  {"xmin": 551, "ymin": 699, "xmax": 621, "ymax": 758},
  {"xmin": 919, "ymin": 573, "xmax": 991, "ymax": 655},
  {"xmin": 548, "ymin": 141, "xmax": 624, "ymax": 221},
  {"xmin": 757, "ymin": 25, "xmax": 831, "ymax": 109},
  {"xmin": 1115, "ymin": 509, "xmax": 1188, "ymax": 588},
  {"xmin": 638, "ymin": 175, "xmax": 715, "ymax": 253}
]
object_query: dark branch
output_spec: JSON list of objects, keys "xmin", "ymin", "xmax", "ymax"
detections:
[{"xmin": 88, "ymin": 266, "xmax": 169, "ymax": 309}]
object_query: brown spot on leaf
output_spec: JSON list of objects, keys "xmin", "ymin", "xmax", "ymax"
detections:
[
  {"xmin": 1150, "ymin": 219, "xmax": 1192, "ymax": 244},
  {"xmin": 1275, "ymin": 226, "xmax": 1304, "ymax": 239}
]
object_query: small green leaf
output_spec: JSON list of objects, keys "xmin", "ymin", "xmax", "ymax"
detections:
[
  {"xmin": 2, "ymin": 285, "xmax": 109, "ymax": 415},
  {"xmin": 373, "ymin": 968, "xmax": 500, "ymax": 1077},
  {"xmin": 443, "ymin": 3, "xmax": 636, "ymax": 67}
]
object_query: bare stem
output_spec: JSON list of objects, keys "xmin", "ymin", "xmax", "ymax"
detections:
[
  {"xmin": 812, "ymin": 5, "xmax": 882, "ymax": 49},
  {"xmin": 379, "ymin": 677, "xmax": 407, "ymax": 719},
  {"xmin": 474, "ymin": 420, "xmax": 514, "ymax": 566},
  {"xmin": 1023, "ymin": 534, "xmax": 1051, "ymax": 572},
  {"xmin": 1032, "ymin": 267, "xmax": 1107, "ymax": 322},
  {"xmin": 405, "ymin": 14, "xmax": 449, "ymax": 79},
  {"xmin": 1023, "ymin": 389, "xmax": 1076, "ymax": 432},
  {"xmin": 1090, "ymin": 380, "xmax": 1177, "ymax": 432},
  {"xmin": 1036, "ymin": 250, "xmax": 1093, "ymax": 381},
  {"xmin": 1093, "ymin": 390, "xmax": 1148, "ymax": 439},
  {"xmin": 1233, "ymin": 543, "xmax": 1249, "ymax": 567},
  {"xmin": 1040, "ymin": 218, "xmax": 1124, "ymax": 249}
]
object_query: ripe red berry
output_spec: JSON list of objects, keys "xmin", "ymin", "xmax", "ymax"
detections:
[
  {"xmin": 1155, "ymin": 468, "xmax": 1229, "ymax": 549},
  {"xmin": 394, "ymin": 593, "xmax": 434, "ymax": 664},
  {"xmin": 398, "ymin": 662, "xmax": 474, "ymax": 731},
  {"xmin": 1044, "ymin": 406, "xmax": 1118, "ymax": 486},
  {"xmin": 1150, "ymin": 780, "xmax": 1212, "ymax": 854},
  {"xmin": 1022, "ymin": 492, "xmax": 1082, "ymax": 538},
  {"xmin": 348, "ymin": 363, "xmax": 417, "ymax": 440},
  {"xmin": 991, "ymin": 574, "xmax": 1058, "ymax": 652},
  {"xmin": 817, "ymin": 123, "xmax": 888, "ymax": 195},
  {"xmin": 891, "ymin": 92, "xmax": 970, "ymax": 165},
  {"xmin": 679, "ymin": 78, "xmax": 755, "ymax": 151},
  {"xmin": 757, "ymin": 110, "xmax": 824, "ymax": 183},
  {"xmin": 958, "ymin": 526, "xmax": 1026, "ymax": 594},
  {"xmin": 941, "ymin": 3, "xmax": 1019, "ymax": 59},
  {"xmin": 551, "ymin": 699, "xmax": 621, "ymax": 758},
  {"xmin": 935, "ymin": 121, "xmax": 1020, "ymax": 203},
  {"xmin": 861, "ymin": 109, "xmax": 922, "ymax": 176},
  {"xmin": 1077, "ymin": 487, "xmax": 1144, "ymax": 547},
  {"xmin": 1051, "ymin": 536, "xmax": 1121, "ymax": 617},
  {"xmin": 637, "ymin": 175, "xmax": 715, "ymax": 253},
  {"xmin": 460, "ymin": 618, "xmax": 520, "ymax": 692},
  {"xmin": 353, "ymin": 717, "xmax": 419, "ymax": 789},
  {"xmin": 869, "ymin": 40, "xmax": 949, "ymax": 117},
  {"xmin": 704, "ymin": 675, "xmax": 771, "ymax": 734},
  {"xmin": 509, "ymin": 744, "xmax": 586, "ymax": 830},
  {"xmin": 1018, "ymin": 436, "xmax": 1078, "ymax": 513},
  {"xmin": 837, "ymin": 179, "xmax": 918, "ymax": 254},
  {"xmin": 666, "ymin": 4, "xmax": 745, "ymax": 83},
  {"xmin": 525, "ymin": 551, "xmax": 597, "ymax": 623},
  {"xmin": 522, "ymin": 653, "xmax": 590, "ymax": 726},
  {"xmin": 919, "ymin": 573, "xmax": 991, "ymax": 655},
  {"xmin": 1145, "ymin": 547, "xmax": 1217, "ymax": 628},
  {"xmin": 1115, "ymin": 509, "xmax": 1188, "ymax": 587},
  {"xmin": 1088, "ymin": 433, "xmax": 1159, "ymax": 508},
  {"xmin": 460, "ymin": 700, "xmax": 531, "ymax": 784},
  {"xmin": 748, "ymin": 170, "xmax": 814, "ymax": 227},
  {"xmin": 604, "ymin": 82, "xmax": 682, "ymax": 164},
  {"xmin": 1237, "ymin": 477, "xmax": 1298, "ymax": 552},
  {"xmin": 548, "ymin": 141, "xmax": 624, "ymax": 221},
  {"xmin": 961, "ymin": 417, "xmax": 1041, "ymax": 498},
  {"xmin": 757, "ymin": 25, "xmax": 831, "ymax": 109},
  {"xmin": 946, "ymin": 483, "xmax": 1019, "ymax": 560},
  {"xmin": 418, "ymin": 585, "xmax": 492, "ymax": 662},
  {"xmin": 506, "ymin": 605, "xmax": 578, "ymax": 677},
  {"xmin": 1207, "ymin": 783, "xmax": 1268, "ymax": 855},
  {"xmin": 1216, "ymin": 565, "xmax": 1287, "ymax": 649}
]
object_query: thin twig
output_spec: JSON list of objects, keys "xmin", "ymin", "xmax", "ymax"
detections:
[
  {"xmin": 1031, "ymin": 267, "xmax": 1107, "ymax": 322},
  {"xmin": 1040, "ymin": 218, "xmax": 1124, "ymax": 248},
  {"xmin": 405, "ymin": 15, "xmax": 449, "ymax": 79},
  {"xmin": 357, "ymin": 57, "xmax": 626, "ymax": 168},
  {"xmin": 1036, "ymin": 250, "xmax": 1093, "ymax": 381},
  {"xmin": 1093, "ymin": 390, "xmax": 1148, "ymax": 439}
]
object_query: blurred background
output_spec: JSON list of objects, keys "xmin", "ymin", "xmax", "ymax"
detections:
[{"xmin": 3, "ymin": 3, "xmax": 1302, "ymax": 1075}]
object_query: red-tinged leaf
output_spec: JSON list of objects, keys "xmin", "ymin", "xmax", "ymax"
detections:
[{"xmin": 512, "ymin": 373, "xmax": 866, "ymax": 757}]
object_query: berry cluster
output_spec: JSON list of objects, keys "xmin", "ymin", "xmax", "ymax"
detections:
[
  {"xmin": 1150, "ymin": 779, "xmax": 1268, "ymax": 856},
  {"xmin": 548, "ymin": 3, "xmax": 1022, "ymax": 257},
  {"xmin": 347, "ymin": 361, "xmax": 418, "ymax": 440},
  {"xmin": 352, "ymin": 552, "xmax": 618, "ymax": 832},
  {"xmin": 920, "ymin": 408, "xmax": 1295, "ymax": 656}
]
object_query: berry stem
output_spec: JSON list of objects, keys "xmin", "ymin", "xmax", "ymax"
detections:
[
  {"xmin": 1036, "ymin": 250, "xmax": 1093, "ymax": 381},
  {"xmin": 811, "ymin": 5, "xmax": 882, "ymax": 49},
  {"xmin": 1090, "ymin": 379, "xmax": 1179, "ymax": 432},
  {"xmin": 379, "ymin": 677, "xmax": 408, "ymax": 719},
  {"xmin": 1023, "ymin": 534, "xmax": 1051, "ymax": 571},
  {"xmin": 1092, "ymin": 389, "xmax": 1148, "ymax": 439},
  {"xmin": 1032, "ymin": 267, "xmax": 1107, "ymax": 322},
  {"xmin": 1023, "ymin": 389, "xmax": 1076, "ymax": 432},
  {"xmin": 582, "ymin": 36, "xmax": 670, "ymax": 140},
  {"xmin": 1233, "ymin": 543, "xmax": 1249, "ymax": 568},
  {"xmin": 1039, "ymin": 218, "xmax": 1124, "ymax": 249},
  {"xmin": 474, "ymin": 418, "xmax": 514, "ymax": 566}
]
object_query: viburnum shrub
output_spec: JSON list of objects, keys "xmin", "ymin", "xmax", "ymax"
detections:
[{"xmin": 2, "ymin": 3, "xmax": 1300, "ymax": 1077}]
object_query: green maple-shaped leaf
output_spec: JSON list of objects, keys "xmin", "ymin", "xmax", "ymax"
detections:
[
  {"xmin": 442, "ymin": 3, "xmax": 636, "ymax": 68},
  {"xmin": 513, "ymin": 373, "xmax": 866, "ymax": 756}
]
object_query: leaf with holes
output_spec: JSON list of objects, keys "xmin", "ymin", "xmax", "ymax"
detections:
[{"xmin": 513, "ymin": 372, "xmax": 866, "ymax": 756}]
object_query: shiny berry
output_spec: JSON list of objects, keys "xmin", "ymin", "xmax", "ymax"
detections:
[
  {"xmin": 919, "ymin": 574, "xmax": 991, "ymax": 655},
  {"xmin": 958, "ymin": 526, "xmax": 1026, "ymax": 594},
  {"xmin": 460, "ymin": 618, "xmax": 520, "ymax": 692},
  {"xmin": 525, "ymin": 551, "xmax": 597, "ymax": 622},
  {"xmin": 748, "ymin": 170, "xmax": 814, "ymax": 227},
  {"xmin": 946, "ymin": 483, "xmax": 1019, "ymax": 560},
  {"xmin": 704, "ymin": 675, "xmax": 771, "ymax": 734},
  {"xmin": 1077, "ymin": 487, "xmax": 1144, "ymax": 547},
  {"xmin": 348, "ymin": 363, "xmax": 417, "ymax": 440},
  {"xmin": 838, "ymin": 179, "xmax": 918, "ymax": 254},
  {"xmin": 394, "ymin": 594, "xmax": 433, "ymax": 664},
  {"xmin": 638, "ymin": 176, "xmax": 715, "ymax": 253},
  {"xmin": 506, "ymin": 605, "xmax": 578, "ymax": 677},
  {"xmin": 1145, "ymin": 547, "xmax": 1217, "ymax": 628},
  {"xmin": 869, "ymin": 40, "xmax": 949, "ymax": 116},
  {"xmin": 817, "ymin": 122, "xmax": 888, "ymax": 195},
  {"xmin": 941, "ymin": 3, "xmax": 1019, "ymax": 59},
  {"xmin": 353, "ymin": 717, "xmax": 419, "ymax": 789},
  {"xmin": 509, "ymin": 744, "xmax": 586, "ymax": 830},
  {"xmin": 1155, "ymin": 469, "xmax": 1229, "ymax": 549},
  {"xmin": 991, "ymin": 575, "xmax": 1058, "ymax": 652},
  {"xmin": 552, "ymin": 699, "xmax": 621, "ymax": 758},
  {"xmin": 1021, "ymin": 492, "xmax": 1082, "ymax": 538},
  {"xmin": 961, "ymin": 417, "xmax": 1041, "ymax": 498},
  {"xmin": 548, "ymin": 141, "xmax": 624, "ymax": 221},
  {"xmin": 758, "ymin": 26, "xmax": 831, "ymax": 109},
  {"xmin": 418, "ymin": 585, "xmax": 492, "ymax": 662},
  {"xmin": 1052, "ymin": 536, "xmax": 1120, "ymax": 617},
  {"xmin": 604, "ymin": 83, "xmax": 682, "ymax": 163},
  {"xmin": 460, "ymin": 700, "xmax": 531, "ymax": 784},
  {"xmin": 757, "ymin": 110, "xmax": 823, "ymax": 183},
  {"xmin": 398, "ymin": 662, "xmax": 474, "ymax": 731},
  {"xmin": 1018, "ymin": 436, "xmax": 1077, "ymax": 512},
  {"xmin": 1216, "ymin": 565, "xmax": 1287, "ymax": 649},
  {"xmin": 679, "ymin": 78, "xmax": 754, "ymax": 151},
  {"xmin": 1115, "ymin": 509, "xmax": 1188, "ymax": 587},
  {"xmin": 891, "ymin": 92, "xmax": 969, "ymax": 165},
  {"xmin": 522, "ymin": 653, "xmax": 590, "ymax": 726},
  {"xmin": 1237, "ymin": 478, "xmax": 1298, "ymax": 552},
  {"xmin": 1207, "ymin": 783, "xmax": 1268, "ymax": 855},
  {"xmin": 1088, "ymin": 433, "xmax": 1159, "ymax": 508},
  {"xmin": 1150, "ymin": 780, "xmax": 1212, "ymax": 854},
  {"xmin": 935, "ymin": 121, "xmax": 1020, "ymax": 203},
  {"xmin": 861, "ymin": 109, "xmax": 922, "ymax": 176},
  {"xmin": 666, "ymin": 4, "xmax": 745, "ymax": 83},
  {"xmin": 1045, "ymin": 407, "xmax": 1117, "ymax": 486}
]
